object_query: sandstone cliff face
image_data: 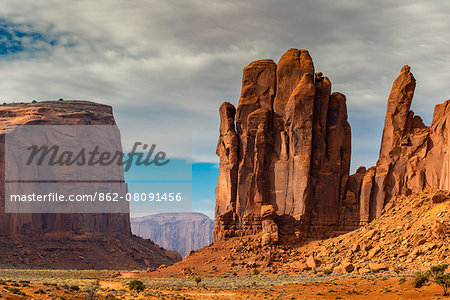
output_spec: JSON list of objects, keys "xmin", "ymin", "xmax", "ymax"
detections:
[
  {"xmin": 131, "ymin": 212, "xmax": 214, "ymax": 257},
  {"xmin": 215, "ymin": 49, "xmax": 355, "ymax": 243},
  {"xmin": 0, "ymin": 100, "xmax": 181, "ymax": 268}
]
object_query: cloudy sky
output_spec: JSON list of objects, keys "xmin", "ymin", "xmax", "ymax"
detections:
[{"xmin": 1, "ymin": 1, "xmax": 450, "ymax": 218}]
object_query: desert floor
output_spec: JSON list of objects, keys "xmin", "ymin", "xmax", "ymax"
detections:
[{"xmin": 0, "ymin": 269, "xmax": 448, "ymax": 299}]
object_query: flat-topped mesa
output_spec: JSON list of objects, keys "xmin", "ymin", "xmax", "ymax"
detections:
[
  {"xmin": 214, "ymin": 49, "xmax": 356, "ymax": 244},
  {"xmin": 0, "ymin": 101, "xmax": 129, "ymax": 237},
  {"xmin": 0, "ymin": 100, "xmax": 181, "ymax": 268}
]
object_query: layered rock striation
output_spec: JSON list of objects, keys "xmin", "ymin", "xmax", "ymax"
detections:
[
  {"xmin": 0, "ymin": 100, "xmax": 181, "ymax": 268},
  {"xmin": 214, "ymin": 49, "xmax": 355, "ymax": 243}
]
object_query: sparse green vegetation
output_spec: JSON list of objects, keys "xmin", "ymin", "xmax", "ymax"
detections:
[
  {"xmin": 84, "ymin": 289, "xmax": 98, "ymax": 300},
  {"xmin": 434, "ymin": 274, "xmax": 450, "ymax": 296},
  {"xmin": 324, "ymin": 269, "xmax": 332, "ymax": 275},
  {"xmin": 428, "ymin": 264, "xmax": 450, "ymax": 296},
  {"xmin": 34, "ymin": 288, "xmax": 45, "ymax": 294},
  {"xmin": 1, "ymin": 267, "xmax": 448, "ymax": 298},
  {"xmin": 70, "ymin": 285, "xmax": 80, "ymax": 291},
  {"xmin": 7, "ymin": 286, "xmax": 25, "ymax": 295},
  {"xmin": 128, "ymin": 279, "xmax": 145, "ymax": 293},
  {"xmin": 429, "ymin": 264, "xmax": 448, "ymax": 277},
  {"xmin": 194, "ymin": 276, "xmax": 202, "ymax": 286},
  {"xmin": 412, "ymin": 271, "xmax": 429, "ymax": 288}
]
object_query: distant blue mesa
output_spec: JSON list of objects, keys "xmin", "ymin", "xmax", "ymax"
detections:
[{"xmin": 0, "ymin": 18, "xmax": 73, "ymax": 57}]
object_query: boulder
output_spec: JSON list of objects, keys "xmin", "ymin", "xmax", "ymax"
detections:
[
  {"xmin": 432, "ymin": 220, "xmax": 447, "ymax": 239},
  {"xmin": 368, "ymin": 263, "xmax": 388, "ymax": 272},
  {"xmin": 334, "ymin": 263, "xmax": 354, "ymax": 273},
  {"xmin": 288, "ymin": 261, "xmax": 310, "ymax": 272},
  {"xmin": 306, "ymin": 256, "xmax": 318, "ymax": 269},
  {"xmin": 368, "ymin": 246, "xmax": 381, "ymax": 259},
  {"xmin": 431, "ymin": 191, "xmax": 448, "ymax": 203},
  {"xmin": 358, "ymin": 268, "xmax": 371, "ymax": 274}
]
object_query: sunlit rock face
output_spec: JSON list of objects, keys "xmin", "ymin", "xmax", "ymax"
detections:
[{"xmin": 214, "ymin": 49, "xmax": 354, "ymax": 244}]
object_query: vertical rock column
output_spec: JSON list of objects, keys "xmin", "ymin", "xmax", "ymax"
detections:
[
  {"xmin": 372, "ymin": 66, "xmax": 416, "ymax": 217},
  {"xmin": 354, "ymin": 66, "xmax": 432, "ymax": 224},
  {"xmin": 282, "ymin": 73, "xmax": 316, "ymax": 222},
  {"xmin": 214, "ymin": 102, "xmax": 239, "ymax": 240},
  {"xmin": 268, "ymin": 49, "xmax": 316, "ymax": 239},
  {"xmin": 235, "ymin": 60, "xmax": 276, "ymax": 238}
]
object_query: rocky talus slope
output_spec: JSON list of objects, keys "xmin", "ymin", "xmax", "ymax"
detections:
[
  {"xmin": 131, "ymin": 212, "xmax": 214, "ymax": 257},
  {"xmin": 284, "ymin": 189, "xmax": 449, "ymax": 274},
  {"xmin": 0, "ymin": 100, "xmax": 181, "ymax": 269},
  {"xmin": 149, "ymin": 189, "xmax": 449, "ymax": 277}
]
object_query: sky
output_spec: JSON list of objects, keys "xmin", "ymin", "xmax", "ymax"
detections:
[{"xmin": 1, "ymin": 1, "xmax": 450, "ymax": 219}]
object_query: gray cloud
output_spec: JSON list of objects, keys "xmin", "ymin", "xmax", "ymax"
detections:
[{"xmin": 0, "ymin": 0, "xmax": 450, "ymax": 170}]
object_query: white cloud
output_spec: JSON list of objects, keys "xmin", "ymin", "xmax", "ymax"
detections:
[{"xmin": 0, "ymin": 0, "xmax": 450, "ymax": 171}]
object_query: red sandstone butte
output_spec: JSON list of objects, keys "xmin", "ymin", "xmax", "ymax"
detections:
[{"xmin": 214, "ymin": 49, "xmax": 354, "ymax": 244}]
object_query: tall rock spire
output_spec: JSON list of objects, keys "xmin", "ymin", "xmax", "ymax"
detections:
[{"xmin": 379, "ymin": 65, "xmax": 416, "ymax": 161}]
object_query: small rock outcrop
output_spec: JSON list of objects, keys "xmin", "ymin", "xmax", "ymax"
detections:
[
  {"xmin": 131, "ymin": 212, "xmax": 214, "ymax": 257},
  {"xmin": 214, "ymin": 49, "xmax": 355, "ymax": 243}
]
